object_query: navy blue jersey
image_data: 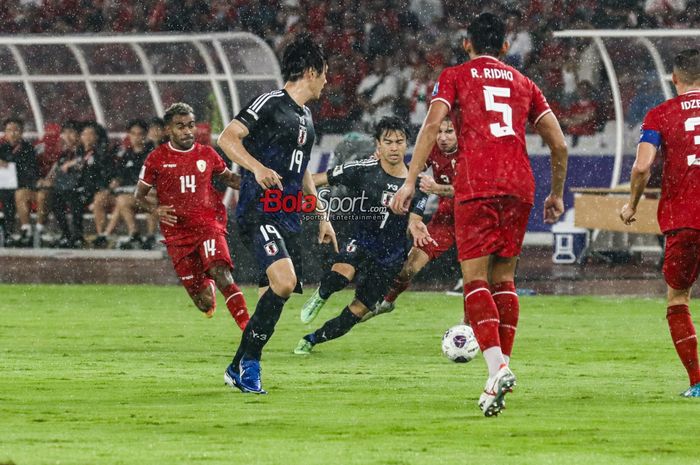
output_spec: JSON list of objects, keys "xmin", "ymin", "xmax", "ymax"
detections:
[
  {"xmin": 325, "ymin": 158, "xmax": 428, "ymax": 266},
  {"xmin": 234, "ymin": 89, "xmax": 316, "ymax": 233}
]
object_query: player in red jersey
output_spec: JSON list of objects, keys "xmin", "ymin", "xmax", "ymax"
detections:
[
  {"xmin": 391, "ymin": 13, "xmax": 568, "ymax": 417},
  {"xmin": 620, "ymin": 49, "xmax": 700, "ymax": 398},
  {"xmin": 134, "ymin": 102, "xmax": 250, "ymax": 330},
  {"xmin": 365, "ymin": 116, "xmax": 458, "ymax": 320}
]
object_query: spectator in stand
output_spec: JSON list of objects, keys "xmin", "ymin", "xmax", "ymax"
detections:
[
  {"xmin": 505, "ymin": 9, "xmax": 532, "ymax": 70},
  {"xmin": 403, "ymin": 62, "xmax": 435, "ymax": 138},
  {"xmin": 147, "ymin": 117, "xmax": 167, "ymax": 146},
  {"xmin": 560, "ymin": 80, "xmax": 600, "ymax": 144},
  {"xmin": 80, "ymin": 122, "xmax": 114, "ymax": 247},
  {"xmin": 96, "ymin": 119, "xmax": 156, "ymax": 249},
  {"xmin": 356, "ymin": 56, "xmax": 400, "ymax": 131},
  {"xmin": 0, "ymin": 117, "xmax": 40, "ymax": 246},
  {"xmin": 317, "ymin": 55, "xmax": 357, "ymax": 134},
  {"xmin": 49, "ymin": 121, "xmax": 87, "ymax": 248}
]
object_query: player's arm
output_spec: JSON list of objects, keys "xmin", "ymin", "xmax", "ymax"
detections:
[
  {"xmin": 217, "ymin": 120, "xmax": 283, "ymax": 190},
  {"xmin": 418, "ymin": 173, "xmax": 454, "ymax": 197},
  {"xmin": 620, "ymin": 142, "xmax": 657, "ymax": 225},
  {"xmin": 535, "ymin": 112, "xmax": 568, "ymax": 224},
  {"xmin": 407, "ymin": 213, "xmax": 436, "ymax": 248},
  {"xmin": 312, "ymin": 171, "xmax": 329, "ymax": 187},
  {"xmin": 392, "ymin": 101, "xmax": 449, "ymax": 214},
  {"xmin": 303, "ymin": 169, "xmax": 338, "ymax": 252},
  {"xmin": 134, "ymin": 181, "xmax": 177, "ymax": 226},
  {"xmin": 215, "ymin": 168, "xmax": 241, "ymax": 190}
]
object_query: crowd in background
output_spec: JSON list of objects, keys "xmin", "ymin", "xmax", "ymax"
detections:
[
  {"xmin": 2, "ymin": 0, "xmax": 699, "ymax": 137},
  {"xmin": 0, "ymin": 0, "xmax": 698, "ymax": 247}
]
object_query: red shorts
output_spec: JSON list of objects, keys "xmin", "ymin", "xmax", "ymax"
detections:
[
  {"xmin": 454, "ymin": 196, "xmax": 532, "ymax": 261},
  {"xmin": 663, "ymin": 229, "xmax": 700, "ymax": 290},
  {"xmin": 419, "ymin": 212, "xmax": 455, "ymax": 260},
  {"xmin": 166, "ymin": 233, "xmax": 233, "ymax": 296}
]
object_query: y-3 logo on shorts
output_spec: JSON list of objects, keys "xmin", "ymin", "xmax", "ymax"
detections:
[{"xmin": 203, "ymin": 239, "xmax": 216, "ymax": 258}]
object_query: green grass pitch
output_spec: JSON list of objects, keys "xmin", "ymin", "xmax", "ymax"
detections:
[{"xmin": 1, "ymin": 284, "xmax": 699, "ymax": 465}]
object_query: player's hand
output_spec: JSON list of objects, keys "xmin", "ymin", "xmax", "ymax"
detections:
[
  {"xmin": 418, "ymin": 174, "xmax": 438, "ymax": 194},
  {"xmin": 409, "ymin": 221, "xmax": 437, "ymax": 248},
  {"xmin": 620, "ymin": 203, "xmax": 637, "ymax": 225},
  {"xmin": 253, "ymin": 165, "xmax": 283, "ymax": 190},
  {"xmin": 543, "ymin": 193, "xmax": 564, "ymax": 224},
  {"xmin": 391, "ymin": 182, "xmax": 415, "ymax": 215},
  {"xmin": 155, "ymin": 205, "xmax": 177, "ymax": 226},
  {"xmin": 318, "ymin": 219, "xmax": 338, "ymax": 253}
]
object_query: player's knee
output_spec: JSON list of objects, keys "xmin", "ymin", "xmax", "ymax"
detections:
[
  {"xmin": 349, "ymin": 299, "xmax": 369, "ymax": 317},
  {"xmin": 271, "ymin": 277, "xmax": 296, "ymax": 298}
]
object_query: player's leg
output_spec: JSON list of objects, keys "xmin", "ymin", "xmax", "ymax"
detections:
[
  {"xmin": 490, "ymin": 256, "xmax": 520, "ymax": 366},
  {"xmin": 300, "ymin": 239, "xmax": 359, "ymax": 323},
  {"xmin": 296, "ymin": 258, "xmax": 396, "ymax": 354},
  {"xmin": 662, "ymin": 229, "xmax": 700, "ymax": 396},
  {"xmin": 202, "ymin": 234, "xmax": 250, "ymax": 330},
  {"xmin": 14, "ymin": 188, "xmax": 34, "ymax": 246},
  {"xmin": 226, "ymin": 226, "xmax": 298, "ymax": 394},
  {"xmin": 91, "ymin": 189, "xmax": 113, "ymax": 236},
  {"xmin": 167, "ymin": 245, "xmax": 217, "ymax": 317},
  {"xmin": 35, "ymin": 188, "xmax": 49, "ymax": 240}
]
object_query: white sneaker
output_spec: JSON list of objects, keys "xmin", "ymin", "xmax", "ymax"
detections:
[
  {"xmin": 445, "ymin": 278, "xmax": 464, "ymax": 296},
  {"xmin": 479, "ymin": 365, "xmax": 516, "ymax": 417}
]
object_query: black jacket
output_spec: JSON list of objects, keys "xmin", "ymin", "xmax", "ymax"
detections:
[{"xmin": 0, "ymin": 140, "xmax": 39, "ymax": 189}]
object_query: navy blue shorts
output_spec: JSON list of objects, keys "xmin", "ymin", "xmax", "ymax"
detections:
[
  {"xmin": 241, "ymin": 222, "xmax": 303, "ymax": 293},
  {"xmin": 336, "ymin": 239, "xmax": 402, "ymax": 309}
]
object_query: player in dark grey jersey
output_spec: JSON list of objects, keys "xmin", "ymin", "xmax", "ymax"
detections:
[
  {"xmin": 217, "ymin": 34, "xmax": 337, "ymax": 394},
  {"xmin": 293, "ymin": 116, "xmax": 434, "ymax": 355}
]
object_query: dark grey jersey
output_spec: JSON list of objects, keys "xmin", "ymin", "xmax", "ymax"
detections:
[{"xmin": 323, "ymin": 158, "xmax": 427, "ymax": 266}]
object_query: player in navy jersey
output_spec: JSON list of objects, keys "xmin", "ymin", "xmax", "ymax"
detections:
[
  {"xmin": 217, "ymin": 34, "xmax": 337, "ymax": 394},
  {"xmin": 292, "ymin": 116, "xmax": 434, "ymax": 355},
  {"xmin": 368, "ymin": 115, "xmax": 458, "ymax": 320},
  {"xmin": 135, "ymin": 103, "xmax": 250, "ymax": 330},
  {"xmin": 620, "ymin": 49, "xmax": 700, "ymax": 397}
]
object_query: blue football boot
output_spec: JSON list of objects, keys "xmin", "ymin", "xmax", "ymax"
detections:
[
  {"xmin": 238, "ymin": 358, "xmax": 267, "ymax": 394},
  {"xmin": 681, "ymin": 382, "xmax": 700, "ymax": 398}
]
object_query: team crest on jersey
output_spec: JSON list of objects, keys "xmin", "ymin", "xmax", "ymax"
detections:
[
  {"xmin": 381, "ymin": 191, "xmax": 395, "ymax": 207},
  {"xmin": 432, "ymin": 82, "xmax": 439, "ymax": 96},
  {"xmin": 264, "ymin": 241, "xmax": 279, "ymax": 256},
  {"xmin": 297, "ymin": 124, "xmax": 307, "ymax": 146},
  {"xmin": 196, "ymin": 160, "xmax": 207, "ymax": 172}
]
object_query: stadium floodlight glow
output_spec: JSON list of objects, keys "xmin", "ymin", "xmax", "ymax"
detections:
[
  {"xmin": 0, "ymin": 33, "xmax": 283, "ymax": 138},
  {"xmin": 553, "ymin": 29, "xmax": 700, "ymax": 188}
]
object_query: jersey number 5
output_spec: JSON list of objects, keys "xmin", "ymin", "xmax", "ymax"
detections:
[
  {"xmin": 483, "ymin": 86, "xmax": 515, "ymax": 138},
  {"xmin": 686, "ymin": 117, "xmax": 700, "ymax": 166}
]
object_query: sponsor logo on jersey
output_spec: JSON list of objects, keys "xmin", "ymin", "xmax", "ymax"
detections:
[
  {"xmin": 196, "ymin": 160, "xmax": 207, "ymax": 172},
  {"xmin": 333, "ymin": 165, "xmax": 344, "ymax": 176},
  {"xmin": 163, "ymin": 163, "xmax": 177, "ymax": 168},
  {"xmin": 264, "ymin": 241, "xmax": 279, "ymax": 256}
]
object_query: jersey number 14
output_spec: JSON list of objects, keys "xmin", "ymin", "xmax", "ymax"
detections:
[{"xmin": 180, "ymin": 175, "xmax": 196, "ymax": 193}]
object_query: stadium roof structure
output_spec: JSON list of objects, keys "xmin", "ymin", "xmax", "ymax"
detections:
[
  {"xmin": 0, "ymin": 32, "xmax": 283, "ymax": 136},
  {"xmin": 553, "ymin": 29, "xmax": 700, "ymax": 187}
]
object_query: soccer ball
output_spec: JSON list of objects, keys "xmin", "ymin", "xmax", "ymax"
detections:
[{"xmin": 441, "ymin": 324, "xmax": 479, "ymax": 363}]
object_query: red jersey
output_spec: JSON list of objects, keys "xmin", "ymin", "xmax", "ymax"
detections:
[
  {"xmin": 426, "ymin": 145, "xmax": 457, "ymax": 222},
  {"xmin": 641, "ymin": 90, "xmax": 700, "ymax": 233},
  {"xmin": 432, "ymin": 55, "xmax": 551, "ymax": 204},
  {"xmin": 140, "ymin": 142, "xmax": 228, "ymax": 245}
]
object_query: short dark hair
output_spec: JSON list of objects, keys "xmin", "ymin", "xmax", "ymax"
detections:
[
  {"xmin": 467, "ymin": 12, "xmax": 506, "ymax": 56},
  {"xmin": 163, "ymin": 103, "xmax": 194, "ymax": 125},
  {"xmin": 61, "ymin": 120, "xmax": 81, "ymax": 133},
  {"xmin": 127, "ymin": 119, "xmax": 148, "ymax": 133},
  {"xmin": 281, "ymin": 33, "xmax": 326, "ymax": 82},
  {"xmin": 149, "ymin": 116, "xmax": 165, "ymax": 129},
  {"xmin": 3, "ymin": 117, "xmax": 24, "ymax": 131},
  {"xmin": 373, "ymin": 116, "xmax": 408, "ymax": 141},
  {"xmin": 674, "ymin": 49, "xmax": 700, "ymax": 84}
]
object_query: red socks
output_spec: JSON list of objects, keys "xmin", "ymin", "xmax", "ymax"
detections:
[
  {"xmin": 667, "ymin": 304, "xmax": 700, "ymax": 386},
  {"xmin": 492, "ymin": 281, "xmax": 519, "ymax": 358},
  {"xmin": 463, "ymin": 280, "xmax": 501, "ymax": 351},
  {"xmin": 384, "ymin": 276, "xmax": 411, "ymax": 303},
  {"xmin": 223, "ymin": 283, "xmax": 250, "ymax": 330}
]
